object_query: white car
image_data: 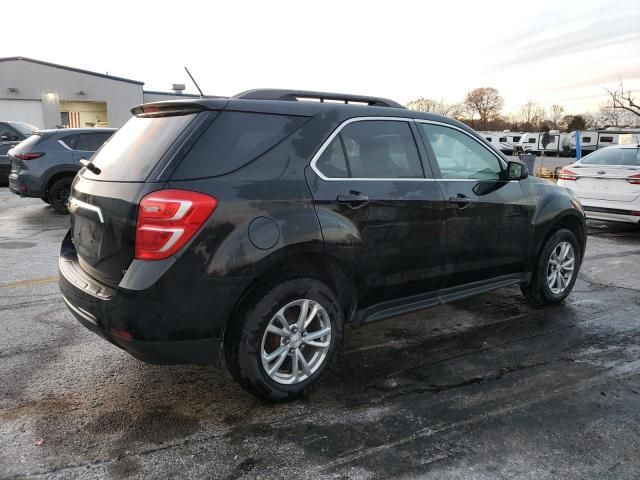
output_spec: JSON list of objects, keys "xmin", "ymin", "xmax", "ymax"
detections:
[{"xmin": 557, "ymin": 144, "xmax": 640, "ymax": 224}]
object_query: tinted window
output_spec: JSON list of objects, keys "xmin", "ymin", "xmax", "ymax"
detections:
[
  {"xmin": 172, "ymin": 112, "xmax": 307, "ymax": 180},
  {"xmin": 85, "ymin": 113, "xmax": 197, "ymax": 181},
  {"xmin": 337, "ymin": 120, "xmax": 423, "ymax": 178},
  {"xmin": 499, "ymin": 136, "xmax": 507, "ymax": 142},
  {"xmin": 485, "ymin": 137, "xmax": 492, "ymax": 142},
  {"xmin": 0, "ymin": 124, "xmax": 21, "ymax": 141},
  {"xmin": 600, "ymin": 136, "xmax": 613, "ymax": 143},
  {"xmin": 60, "ymin": 135, "xmax": 78, "ymax": 149},
  {"xmin": 581, "ymin": 148, "xmax": 640, "ymax": 166},
  {"xmin": 512, "ymin": 136, "xmax": 521, "ymax": 142},
  {"xmin": 75, "ymin": 132, "xmax": 114, "ymax": 151},
  {"xmin": 10, "ymin": 122, "xmax": 38, "ymax": 137},
  {"xmin": 420, "ymin": 124, "xmax": 502, "ymax": 180},
  {"xmin": 582, "ymin": 136, "xmax": 591, "ymax": 142},
  {"xmin": 528, "ymin": 138, "xmax": 536, "ymax": 143},
  {"xmin": 316, "ymin": 137, "xmax": 349, "ymax": 178}
]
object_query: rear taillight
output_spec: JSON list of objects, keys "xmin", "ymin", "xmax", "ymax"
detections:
[
  {"xmin": 14, "ymin": 152, "xmax": 45, "ymax": 160},
  {"xmin": 558, "ymin": 169, "xmax": 578, "ymax": 181},
  {"xmin": 627, "ymin": 174, "xmax": 640, "ymax": 185},
  {"xmin": 135, "ymin": 189, "xmax": 217, "ymax": 261}
]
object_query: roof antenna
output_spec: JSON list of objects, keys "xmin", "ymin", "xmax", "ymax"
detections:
[{"xmin": 184, "ymin": 66, "xmax": 204, "ymax": 97}]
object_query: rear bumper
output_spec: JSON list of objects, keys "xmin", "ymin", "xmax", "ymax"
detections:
[
  {"xmin": 58, "ymin": 230, "xmax": 237, "ymax": 365},
  {"xmin": 62, "ymin": 293, "xmax": 222, "ymax": 364},
  {"xmin": 8, "ymin": 171, "xmax": 43, "ymax": 198}
]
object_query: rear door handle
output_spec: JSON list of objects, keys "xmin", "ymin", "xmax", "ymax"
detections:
[
  {"xmin": 448, "ymin": 194, "xmax": 472, "ymax": 208},
  {"xmin": 337, "ymin": 192, "xmax": 369, "ymax": 209}
]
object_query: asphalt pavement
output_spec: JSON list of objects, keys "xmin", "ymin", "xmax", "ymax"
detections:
[{"xmin": 1, "ymin": 188, "xmax": 639, "ymax": 479}]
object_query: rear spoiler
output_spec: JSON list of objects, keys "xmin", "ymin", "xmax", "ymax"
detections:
[{"xmin": 131, "ymin": 98, "xmax": 229, "ymax": 117}]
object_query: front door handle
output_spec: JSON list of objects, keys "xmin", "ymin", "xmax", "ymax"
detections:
[
  {"xmin": 337, "ymin": 192, "xmax": 369, "ymax": 209},
  {"xmin": 449, "ymin": 194, "xmax": 472, "ymax": 208}
]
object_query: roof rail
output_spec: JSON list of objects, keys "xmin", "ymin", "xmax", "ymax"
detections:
[{"xmin": 233, "ymin": 89, "xmax": 404, "ymax": 109}]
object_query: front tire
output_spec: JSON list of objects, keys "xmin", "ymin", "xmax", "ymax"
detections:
[
  {"xmin": 224, "ymin": 277, "xmax": 343, "ymax": 401},
  {"xmin": 48, "ymin": 177, "xmax": 72, "ymax": 214},
  {"xmin": 521, "ymin": 228, "xmax": 580, "ymax": 305}
]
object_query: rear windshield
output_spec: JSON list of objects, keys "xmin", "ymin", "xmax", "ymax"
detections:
[
  {"xmin": 82, "ymin": 114, "xmax": 197, "ymax": 181},
  {"xmin": 11, "ymin": 133, "xmax": 43, "ymax": 154},
  {"xmin": 171, "ymin": 111, "xmax": 307, "ymax": 180},
  {"xmin": 581, "ymin": 148, "xmax": 640, "ymax": 166}
]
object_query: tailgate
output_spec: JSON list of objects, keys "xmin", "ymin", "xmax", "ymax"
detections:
[{"xmin": 69, "ymin": 176, "xmax": 161, "ymax": 287}]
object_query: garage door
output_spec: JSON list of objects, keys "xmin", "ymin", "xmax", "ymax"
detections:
[{"xmin": 0, "ymin": 100, "xmax": 45, "ymax": 129}]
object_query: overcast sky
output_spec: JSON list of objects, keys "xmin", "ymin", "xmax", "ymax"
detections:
[{"xmin": 3, "ymin": 0, "xmax": 639, "ymax": 114}]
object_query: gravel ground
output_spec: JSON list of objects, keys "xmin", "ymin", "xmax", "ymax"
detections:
[{"xmin": 0, "ymin": 188, "xmax": 639, "ymax": 479}]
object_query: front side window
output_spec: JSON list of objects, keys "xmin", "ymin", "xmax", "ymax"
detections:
[
  {"xmin": 582, "ymin": 136, "xmax": 592, "ymax": 143},
  {"xmin": 600, "ymin": 136, "xmax": 613, "ymax": 143},
  {"xmin": 420, "ymin": 124, "xmax": 503, "ymax": 180},
  {"xmin": 528, "ymin": 138, "xmax": 536, "ymax": 143},
  {"xmin": 512, "ymin": 136, "xmax": 521, "ymax": 142},
  {"xmin": 581, "ymin": 148, "xmax": 640, "ymax": 166}
]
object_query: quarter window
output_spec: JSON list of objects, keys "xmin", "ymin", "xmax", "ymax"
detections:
[
  {"xmin": 315, "ymin": 120, "xmax": 424, "ymax": 179},
  {"xmin": 420, "ymin": 124, "xmax": 503, "ymax": 180},
  {"xmin": 316, "ymin": 137, "xmax": 349, "ymax": 178}
]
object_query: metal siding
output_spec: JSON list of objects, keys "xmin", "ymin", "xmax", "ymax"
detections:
[{"xmin": 0, "ymin": 59, "xmax": 143, "ymax": 128}]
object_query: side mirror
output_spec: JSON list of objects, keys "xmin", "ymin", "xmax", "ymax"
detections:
[{"xmin": 506, "ymin": 161, "xmax": 528, "ymax": 180}]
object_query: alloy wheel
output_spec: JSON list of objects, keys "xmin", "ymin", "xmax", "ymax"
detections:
[
  {"xmin": 260, "ymin": 299, "xmax": 332, "ymax": 385},
  {"xmin": 547, "ymin": 241, "xmax": 575, "ymax": 295}
]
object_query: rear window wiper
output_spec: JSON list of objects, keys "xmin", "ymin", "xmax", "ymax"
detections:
[{"xmin": 80, "ymin": 159, "xmax": 101, "ymax": 175}]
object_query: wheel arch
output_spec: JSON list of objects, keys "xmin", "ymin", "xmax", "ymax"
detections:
[{"xmin": 224, "ymin": 250, "xmax": 357, "ymax": 340}]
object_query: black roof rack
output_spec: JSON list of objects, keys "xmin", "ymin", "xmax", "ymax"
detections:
[{"xmin": 233, "ymin": 89, "xmax": 404, "ymax": 109}]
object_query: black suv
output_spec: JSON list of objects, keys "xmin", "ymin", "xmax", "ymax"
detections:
[{"xmin": 59, "ymin": 89, "xmax": 586, "ymax": 400}]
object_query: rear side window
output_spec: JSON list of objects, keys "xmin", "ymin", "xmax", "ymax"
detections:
[
  {"xmin": 0, "ymin": 124, "xmax": 21, "ymax": 141},
  {"xmin": 512, "ymin": 136, "xmax": 521, "ymax": 142},
  {"xmin": 599, "ymin": 136, "xmax": 613, "ymax": 143},
  {"xmin": 75, "ymin": 132, "xmax": 114, "ymax": 151},
  {"xmin": 582, "ymin": 136, "xmax": 591, "ymax": 142},
  {"xmin": 315, "ymin": 120, "xmax": 423, "ymax": 179},
  {"xmin": 84, "ymin": 114, "xmax": 197, "ymax": 181},
  {"xmin": 172, "ymin": 112, "xmax": 307, "ymax": 180},
  {"xmin": 581, "ymin": 148, "xmax": 640, "ymax": 166},
  {"xmin": 528, "ymin": 138, "xmax": 536, "ymax": 143}
]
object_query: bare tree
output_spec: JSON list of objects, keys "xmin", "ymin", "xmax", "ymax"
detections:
[
  {"xmin": 597, "ymin": 101, "xmax": 626, "ymax": 127},
  {"xmin": 517, "ymin": 101, "xmax": 546, "ymax": 129},
  {"xmin": 463, "ymin": 87, "xmax": 505, "ymax": 129},
  {"xmin": 605, "ymin": 81, "xmax": 640, "ymax": 119},
  {"xmin": 406, "ymin": 97, "xmax": 463, "ymax": 118},
  {"xmin": 547, "ymin": 104, "xmax": 565, "ymax": 128}
]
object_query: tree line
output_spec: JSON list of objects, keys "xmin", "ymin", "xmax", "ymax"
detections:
[{"xmin": 405, "ymin": 82, "xmax": 640, "ymax": 132}]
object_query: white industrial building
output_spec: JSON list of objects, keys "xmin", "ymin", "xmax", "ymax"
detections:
[{"xmin": 0, "ymin": 57, "xmax": 198, "ymax": 129}]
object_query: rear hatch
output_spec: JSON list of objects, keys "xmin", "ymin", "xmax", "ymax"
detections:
[
  {"xmin": 69, "ymin": 102, "xmax": 217, "ymax": 287},
  {"xmin": 9, "ymin": 132, "xmax": 45, "ymax": 174},
  {"xmin": 561, "ymin": 147, "xmax": 640, "ymax": 202}
]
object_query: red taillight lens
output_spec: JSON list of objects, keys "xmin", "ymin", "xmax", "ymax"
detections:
[
  {"xmin": 627, "ymin": 174, "xmax": 640, "ymax": 185},
  {"xmin": 558, "ymin": 169, "xmax": 578, "ymax": 181},
  {"xmin": 15, "ymin": 152, "xmax": 45, "ymax": 160},
  {"xmin": 135, "ymin": 189, "xmax": 217, "ymax": 261}
]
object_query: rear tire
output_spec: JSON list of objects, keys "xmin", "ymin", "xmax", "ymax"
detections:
[
  {"xmin": 520, "ymin": 228, "xmax": 580, "ymax": 305},
  {"xmin": 48, "ymin": 178, "xmax": 72, "ymax": 214},
  {"xmin": 224, "ymin": 277, "xmax": 343, "ymax": 401}
]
